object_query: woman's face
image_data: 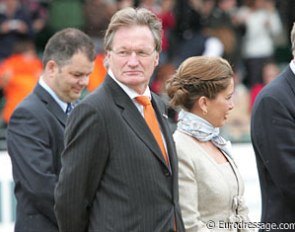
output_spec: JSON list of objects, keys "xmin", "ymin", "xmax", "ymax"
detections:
[{"xmin": 203, "ymin": 78, "xmax": 235, "ymax": 127}]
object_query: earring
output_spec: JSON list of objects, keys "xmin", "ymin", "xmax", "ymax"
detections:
[{"xmin": 202, "ymin": 110, "xmax": 207, "ymax": 115}]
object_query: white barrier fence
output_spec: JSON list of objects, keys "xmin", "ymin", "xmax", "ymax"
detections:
[
  {"xmin": 0, "ymin": 152, "xmax": 14, "ymax": 232},
  {"xmin": 0, "ymin": 144, "xmax": 261, "ymax": 232}
]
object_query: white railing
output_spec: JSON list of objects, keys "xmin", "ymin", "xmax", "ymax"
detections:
[
  {"xmin": 231, "ymin": 143, "xmax": 261, "ymax": 223},
  {"xmin": 0, "ymin": 152, "xmax": 14, "ymax": 232}
]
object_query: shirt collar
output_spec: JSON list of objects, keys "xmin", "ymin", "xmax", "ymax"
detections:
[
  {"xmin": 39, "ymin": 76, "xmax": 68, "ymax": 113},
  {"xmin": 290, "ymin": 60, "xmax": 295, "ymax": 75}
]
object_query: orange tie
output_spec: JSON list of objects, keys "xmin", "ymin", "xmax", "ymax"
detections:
[{"xmin": 135, "ymin": 96, "xmax": 169, "ymax": 165}]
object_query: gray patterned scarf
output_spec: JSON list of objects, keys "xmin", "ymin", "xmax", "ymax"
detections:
[{"xmin": 177, "ymin": 110, "xmax": 232, "ymax": 158}]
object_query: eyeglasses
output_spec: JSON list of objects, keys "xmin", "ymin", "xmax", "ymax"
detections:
[{"xmin": 110, "ymin": 48, "xmax": 156, "ymax": 58}]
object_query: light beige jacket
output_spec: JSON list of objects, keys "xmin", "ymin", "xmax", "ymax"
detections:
[{"xmin": 174, "ymin": 130, "xmax": 253, "ymax": 232}]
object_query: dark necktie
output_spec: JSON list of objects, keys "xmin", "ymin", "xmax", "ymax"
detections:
[{"xmin": 65, "ymin": 103, "xmax": 73, "ymax": 115}]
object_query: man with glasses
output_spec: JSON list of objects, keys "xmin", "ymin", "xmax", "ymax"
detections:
[{"xmin": 54, "ymin": 7, "xmax": 185, "ymax": 232}]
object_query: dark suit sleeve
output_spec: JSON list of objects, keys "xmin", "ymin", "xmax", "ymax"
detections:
[
  {"xmin": 54, "ymin": 102, "xmax": 109, "ymax": 232},
  {"xmin": 251, "ymin": 95, "xmax": 295, "ymax": 204},
  {"xmin": 7, "ymin": 107, "xmax": 57, "ymax": 224}
]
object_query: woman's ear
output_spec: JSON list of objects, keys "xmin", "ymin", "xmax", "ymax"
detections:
[{"xmin": 198, "ymin": 96, "xmax": 208, "ymax": 116}]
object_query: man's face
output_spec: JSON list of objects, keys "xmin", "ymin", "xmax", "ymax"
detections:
[
  {"xmin": 51, "ymin": 52, "xmax": 94, "ymax": 102},
  {"xmin": 106, "ymin": 25, "xmax": 159, "ymax": 94}
]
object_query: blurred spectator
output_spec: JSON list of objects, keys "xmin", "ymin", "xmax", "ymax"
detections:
[
  {"xmin": 20, "ymin": 0, "xmax": 49, "ymax": 52},
  {"xmin": 150, "ymin": 63, "xmax": 177, "ymax": 131},
  {"xmin": 169, "ymin": 0, "xmax": 206, "ymax": 66},
  {"xmin": 234, "ymin": 0, "xmax": 283, "ymax": 88},
  {"xmin": 47, "ymin": 0, "xmax": 85, "ymax": 33},
  {"xmin": 86, "ymin": 53, "xmax": 107, "ymax": 92},
  {"xmin": 284, "ymin": 0, "xmax": 295, "ymax": 37},
  {"xmin": 203, "ymin": 0, "xmax": 243, "ymax": 65},
  {"xmin": 0, "ymin": 0, "xmax": 33, "ymax": 61},
  {"xmin": 84, "ymin": 0, "xmax": 116, "ymax": 54},
  {"xmin": 250, "ymin": 60, "xmax": 279, "ymax": 110},
  {"xmin": 138, "ymin": 0, "xmax": 161, "ymax": 14},
  {"xmin": 194, "ymin": 0, "xmax": 224, "ymax": 58},
  {"xmin": 116, "ymin": 0, "xmax": 134, "ymax": 9},
  {"xmin": 271, "ymin": 0, "xmax": 292, "ymax": 64},
  {"xmin": 221, "ymin": 67, "xmax": 251, "ymax": 142},
  {"xmin": 201, "ymin": 28, "xmax": 225, "ymax": 57},
  {"xmin": 157, "ymin": 0, "xmax": 175, "ymax": 64},
  {"xmin": 0, "ymin": 39, "xmax": 42, "ymax": 125},
  {"xmin": 20, "ymin": 0, "xmax": 48, "ymax": 35},
  {"xmin": 151, "ymin": 63, "xmax": 175, "ymax": 95}
]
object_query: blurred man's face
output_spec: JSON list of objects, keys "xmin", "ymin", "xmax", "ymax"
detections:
[{"xmin": 51, "ymin": 52, "xmax": 94, "ymax": 102}]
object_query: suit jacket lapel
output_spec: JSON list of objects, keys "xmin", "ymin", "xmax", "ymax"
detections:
[
  {"xmin": 34, "ymin": 83, "xmax": 67, "ymax": 126},
  {"xmin": 151, "ymin": 93, "xmax": 175, "ymax": 172},
  {"xmin": 285, "ymin": 66, "xmax": 295, "ymax": 95},
  {"xmin": 104, "ymin": 76, "xmax": 169, "ymax": 168}
]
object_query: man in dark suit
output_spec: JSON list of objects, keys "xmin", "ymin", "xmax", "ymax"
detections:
[
  {"xmin": 7, "ymin": 28, "xmax": 95, "ymax": 232},
  {"xmin": 54, "ymin": 7, "xmax": 185, "ymax": 232},
  {"xmin": 251, "ymin": 22, "xmax": 295, "ymax": 231}
]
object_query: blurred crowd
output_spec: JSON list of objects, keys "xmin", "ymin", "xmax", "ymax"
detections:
[{"xmin": 0, "ymin": 0, "xmax": 294, "ymax": 143}]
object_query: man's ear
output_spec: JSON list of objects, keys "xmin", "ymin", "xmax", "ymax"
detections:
[
  {"xmin": 154, "ymin": 52, "xmax": 159, "ymax": 67},
  {"xmin": 45, "ymin": 60, "xmax": 58, "ymax": 77}
]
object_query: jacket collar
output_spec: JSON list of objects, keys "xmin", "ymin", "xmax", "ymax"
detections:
[{"xmin": 33, "ymin": 83, "xmax": 67, "ymax": 126}]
